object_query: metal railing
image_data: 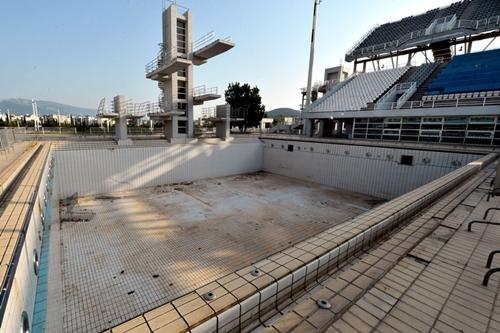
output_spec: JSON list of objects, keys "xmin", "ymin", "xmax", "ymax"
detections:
[
  {"xmin": 301, "ymin": 80, "xmax": 339, "ymax": 93},
  {"xmin": 370, "ymin": 95, "xmax": 500, "ymax": 111},
  {"xmin": 201, "ymin": 107, "xmax": 216, "ymax": 119},
  {"xmin": 146, "ymin": 30, "xmax": 232, "ymax": 75},
  {"xmin": 376, "ymin": 82, "xmax": 417, "ymax": 110},
  {"xmin": 192, "ymin": 31, "xmax": 215, "ymax": 52},
  {"xmin": 0, "ymin": 128, "xmax": 27, "ymax": 151},
  {"xmin": 192, "ymin": 32, "xmax": 232, "ymax": 53},
  {"xmin": 192, "ymin": 85, "xmax": 218, "ymax": 98},
  {"xmin": 145, "ymin": 46, "xmax": 188, "ymax": 75},
  {"xmin": 97, "ymin": 98, "xmax": 164, "ymax": 118},
  {"xmin": 347, "ymin": 14, "xmax": 500, "ymax": 60},
  {"xmin": 396, "ymin": 82, "xmax": 417, "ymax": 108},
  {"xmin": 162, "ymin": 0, "xmax": 189, "ymax": 14}
]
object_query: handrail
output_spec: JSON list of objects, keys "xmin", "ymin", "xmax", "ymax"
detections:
[
  {"xmin": 375, "ymin": 81, "xmax": 416, "ymax": 110},
  {"xmin": 301, "ymin": 80, "xmax": 340, "ymax": 93},
  {"xmin": 346, "ymin": 14, "xmax": 500, "ymax": 59},
  {"xmin": 162, "ymin": 0, "xmax": 189, "ymax": 14},
  {"xmin": 483, "ymin": 267, "xmax": 500, "ymax": 286},
  {"xmin": 396, "ymin": 82, "xmax": 417, "ymax": 108},
  {"xmin": 192, "ymin": 32, "xmax": 233, "ymax": 53},
  {"xmin": 145, "ymin": 46, "xmax": 187, "ymax": 75},
  {"xmin": 192, "ymin": 85, "xmax": 218, "ymax": 97},
  {"xmin": 192, "ymin": 31, "xmax": 215, "ymax": 52},
  {"xmin": 467, "ymin": 220, "xmax": 500, "ymax": 232},
  {"xmin": 487, "ymin": 250, "xmax": 500, "ymax": 269},
  {"xmin": 370, "ymin": 95, "xmax": 500, "ymax": 111}
]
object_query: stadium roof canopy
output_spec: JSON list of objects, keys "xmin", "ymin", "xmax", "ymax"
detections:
[{"xmin": 345, "ymin": 0, "xmax": 500, "ymax": 63}]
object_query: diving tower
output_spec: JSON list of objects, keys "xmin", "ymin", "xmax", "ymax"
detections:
[{"xmin": 145, "ymin": 3, "xmax": 235, "ymax": 142}]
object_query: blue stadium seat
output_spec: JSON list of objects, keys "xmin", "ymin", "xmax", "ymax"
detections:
[{"xmin": 426, "ymin": 49, "xmax": 500, "ymax": 95}]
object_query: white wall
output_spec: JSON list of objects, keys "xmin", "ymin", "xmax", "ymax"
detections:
[
  {"xmin": 262, "ymin": 139, "xmax": 482, "ymax": 199},
  {"xmin": 55, "ymin": 141, "xmax": 264, "ymax": 198},
  {"xmin": 54, "ymin": 138, "xmax": 484, "ymax": 200}
]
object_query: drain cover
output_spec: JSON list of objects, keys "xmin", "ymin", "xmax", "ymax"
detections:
[
  {"xmin": 203, "ymin": 291, "xmax": 216, "ymax": 301},
  {"xmin": 316, "ymin": 299, "xmax": 331, "ymax": 309},
  {"xmin": 250, "ymin": 268, "xmax": 262, "ymax": 277}
]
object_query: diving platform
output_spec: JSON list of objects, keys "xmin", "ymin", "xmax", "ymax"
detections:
[
  {"xmin": 193, "ymin": 38, "xmax": 234, "ymax": 65},
  {"xmin": 147, "ymin": 111, "xmax": 185, "ymax": 120},
  {"xmin": 96, "ymin": 112, "xmax": 119, "ymax": 119},
  {"xmin": 145, "ymin": 52, "xmax": 192, "ymax": 81},
  {"xmin": 192, "ymin": 86, "xmax": 221, "ymax": 105}
]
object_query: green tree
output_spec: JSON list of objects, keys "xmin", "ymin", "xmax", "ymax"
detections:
[{"xmin": 225, "ymin": 82, "xmax": 265, "ymax": 133}]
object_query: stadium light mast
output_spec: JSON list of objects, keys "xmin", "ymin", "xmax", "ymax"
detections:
[
  {"xmin": 305, "ymin": 0, "xmax": 322, "ymax": 107},
  {"xmin": 31, "ymin": 99, "xmax": 39, "ymax": 131}
]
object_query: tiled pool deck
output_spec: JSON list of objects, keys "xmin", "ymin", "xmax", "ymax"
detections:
[{"xmin": 259, "ymin": 160, "xmax": 500, "ymax": 332}]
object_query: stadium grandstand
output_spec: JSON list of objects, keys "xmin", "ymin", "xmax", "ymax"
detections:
[{"xmin": 302, "ymin": 0, "xmax": 500, "ymax": 146}]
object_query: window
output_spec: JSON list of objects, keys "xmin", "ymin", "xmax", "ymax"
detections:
[
  {"xmin": 176, "ymin": 20, "xmax": 186, "ymax": 54},
  {"xmin": 287, "ymin": 144, "xmax": 294, "ymax": 152},
  {"xmin": 401, "ymin": 155, "xmax": 413, "ymax": 166},
  {"xmin": 177, "ymin": 80, "xmax": 186, "ymax": 100},
  {"xmin": 178, "ymin": 120, "xmax": 187, "ymax": 134}
]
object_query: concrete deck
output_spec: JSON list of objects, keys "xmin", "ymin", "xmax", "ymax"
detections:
[{"xmin": 55, "ymin": 173, "xmax": 379, "ymax": 333}]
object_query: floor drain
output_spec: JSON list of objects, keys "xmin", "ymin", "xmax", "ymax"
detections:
[
  {"xmin": 316, "ymin": 299, "xmax": 331, "ymax": 309},
  {"xmin": 203, "ymin": 291, "xmax": 216, "ymax": 301},
  {"xmin": 250, "ymin": 268, "xmax": 262, "ymax": 277}
]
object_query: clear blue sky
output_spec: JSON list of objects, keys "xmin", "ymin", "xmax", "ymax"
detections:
[{"xmin": 0, "ymin": 0, "xmax": 464, "ymax": 112}]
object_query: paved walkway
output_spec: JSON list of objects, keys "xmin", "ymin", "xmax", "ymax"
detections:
[{"xmin": 0, "ymin": 144, "xmax": 49, "ymax": 290}]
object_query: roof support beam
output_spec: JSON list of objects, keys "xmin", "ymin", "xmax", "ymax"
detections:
[{"xmin": 350, "ymin": 30, "xmax": 500, "ymax": 64}]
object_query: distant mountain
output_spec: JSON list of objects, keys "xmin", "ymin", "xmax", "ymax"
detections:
[
  {"xmin": 265, "ymin": 108, "xmax": 300, "ymax": 119},
  {"xmin": 0, "ymin": 98, "xmax": 95, "ymax": 116}
]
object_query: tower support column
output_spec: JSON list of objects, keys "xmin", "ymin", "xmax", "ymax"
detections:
[{"xmin": 114, "ymin": 95, "xmax": 132, "ymax": 145}]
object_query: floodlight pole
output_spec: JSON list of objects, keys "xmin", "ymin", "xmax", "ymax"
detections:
[{"xmin": 305, "ymin": 0, "xmax": 321, "ymax": 107}]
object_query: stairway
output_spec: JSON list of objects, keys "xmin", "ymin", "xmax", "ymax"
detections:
[
  {"xmin": 410, "ymin": 62, "xmax": 448, "ymax": 101},
  {"xmin": 362, "ymin": 67, "xmax": 417, "ymax": 110},
  {"xmin": 431, "ymin": 41, "xmax": 452, "ymax": 61}
]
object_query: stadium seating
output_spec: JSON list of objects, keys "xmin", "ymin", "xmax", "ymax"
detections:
[
  {"xmin": 308, "ymin": 67, "xmax": 408, "ymax": 112},
  {"xmin": 436, "ymin": 0, "xmax": 471, "ymax": 19},
  {"xmin": 461, "ymin": 0, "xmax": 500, "ymax": 20},
  {"xmin": 426, "ymin": 49, "xmax": 500, "ymax": 95},
  {"xmin": 356, "ymin": 9, "xmax": 438, "ymax": 50},
  {"xmin": 350, "ymin": 0, "xmax": 500, "ymax": 56}
]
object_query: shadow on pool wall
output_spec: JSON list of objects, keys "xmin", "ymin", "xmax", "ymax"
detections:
[
  {"xmin": 53, "ymin": 139, "xmax": 483, "ymax": 201},
  {"xmin": 262, "ymin": 139, "xmax": 483, "ymax": 199}
]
